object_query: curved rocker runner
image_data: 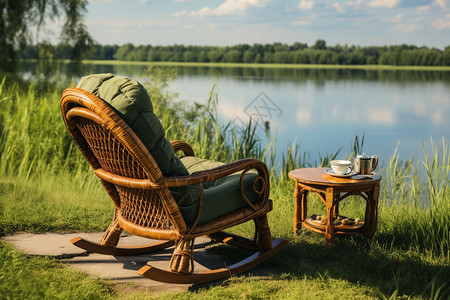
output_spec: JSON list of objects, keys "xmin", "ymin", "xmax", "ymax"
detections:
[
  {"xmin": 70, "ymin": 237, "xmax": 175, "ymax": 256},
  {"xmin": 138, "ymin": 238, "xmax": 287, "ymax": 284}
]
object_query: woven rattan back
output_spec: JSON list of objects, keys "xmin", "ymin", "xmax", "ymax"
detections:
[
  {"xmin": 77, "ymin": 118, "xmax": 174, "ymax": 230},
  {"xmin": 77, "ymin": 117, "xmax": 148, "ymax": 178},
  {"xmin": 60, "ymin": 88, "xmax": 187, "ymax": 237}
]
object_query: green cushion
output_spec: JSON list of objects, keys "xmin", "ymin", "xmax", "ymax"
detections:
[
  {"xmin": 76, "ymin": 73, "xmax": 199, "ymax": 206},
  {"xmin": 179, "ymin": 156, "xmax": 261, "ymax": 226},
  {"xmin": 180, "ymin": 156, "xmax": 225, "ymax": 189},
  {"xmin": 181, "ymin": 156, "xmax": 225, "ymax": 173}
]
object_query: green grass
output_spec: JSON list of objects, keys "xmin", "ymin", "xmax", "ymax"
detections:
[
  {"xmin": 0, "ymin": 74, "xmax": 449, "ymax": 299},
  {"xmin": 85, "ymin": 59, "xmax": 450, "ymax": 71},
  {"xmin": 0, "ymin": 241, "xmax": 114, "ymax": 299},
  {"xmin": 0, "ymin": 176, "xmax": 111, "ymax": 235}
]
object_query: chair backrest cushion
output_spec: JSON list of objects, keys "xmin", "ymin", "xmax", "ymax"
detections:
[
  {"xmin": 77, "ymin": 73, "xmax": 187, "ymax": 176},
  {"xmin": 76, "ymin": 73, "xmax": 200, "ymax": 206}
]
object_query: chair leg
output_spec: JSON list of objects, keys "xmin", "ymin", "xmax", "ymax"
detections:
[
  {"xmin": 209, "ymin": 230, "xmax": 259, "ymax": 251},
  {"xmin": 100, "ymin": 211, "xmax": 123, "ymax": 247},
  {"xmin": 255, "ymin": 214, "xmax": 273, "ymax": 250},
  {"xmin": 209, "ymin": 214, "xmax": 273, "ymax": 251},
  {"xmin": 169, "ymin": 238, "xmax": 195, "ymax": 274}
]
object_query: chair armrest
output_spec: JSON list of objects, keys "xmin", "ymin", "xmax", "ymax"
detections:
[
  {"xmin": 164, "ymin": 158, "xmax": 269, "ymax": 187},
  {"xmin": 94, "ymin": 158, "xmax": 269, "ymax": 190},
  {"xmin": 171, "ymin": 140, "xmax": 195, "ymax": 157}
]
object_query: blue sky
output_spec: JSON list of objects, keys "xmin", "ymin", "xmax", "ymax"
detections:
[{"xmin": 82, "ymin": 0, "xmax": 450, "ymax": 49}]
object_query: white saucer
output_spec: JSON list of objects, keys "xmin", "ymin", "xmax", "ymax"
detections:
[{"xmin": 324, "ymin": 168, "xmax": 355, "ymax": 178}]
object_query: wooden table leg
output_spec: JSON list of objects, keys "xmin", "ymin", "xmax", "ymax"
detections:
[
  {"xmin": 293, "ymin": 182, "xmax": 303, "ymax": 234},
  {"xmin": 333, "ymin": 201, "xmax": 339, "ymax": 219},
  {"xmin": 364, "ymin": 183, "xmax": 380, "ymax": 240},
  {"xmin": 300, "ymin": 190, "xmax": 308, "ymax": 224},
  {"xmin": 325, "ymin": 187, "xmax": 335, "ymax": 246},
  {"xmin": 373, "ymin": 186, "xmax": 379, "ymax": 236}
]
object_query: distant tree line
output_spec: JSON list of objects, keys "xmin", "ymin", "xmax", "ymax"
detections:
[{"xmin": 25, "ymin": 39, "xmax": 450, "ymax": 66}]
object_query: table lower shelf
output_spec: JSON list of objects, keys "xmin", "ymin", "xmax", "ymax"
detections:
[{"xmin": 303, "ymin": 217, "xmax": 366, "ymax": 235}]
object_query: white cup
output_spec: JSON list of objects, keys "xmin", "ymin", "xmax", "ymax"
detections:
[{"xmin": 330, "ymin": 160, "xmax": 352, "ymax": 174}]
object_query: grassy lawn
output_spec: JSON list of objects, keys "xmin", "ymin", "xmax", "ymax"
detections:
[
  {"xmin": 0, "ymin": 76, "xmax": 449, "ymax": 299},
  {"xmin": 1, "ymin": 168, "xmax": 449, "ymax": 299}
]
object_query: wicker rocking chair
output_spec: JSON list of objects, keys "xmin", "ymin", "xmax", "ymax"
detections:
[{"xmin": 60, "ymin": 86, "xmax": 286, "ymax": 284}]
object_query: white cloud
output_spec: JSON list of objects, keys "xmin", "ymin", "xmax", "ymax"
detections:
[
  {"xmin": 102, "ymin": 17, "xmax": 132, "ymax": 30},
  {"xmin": 189, "ymin": 0, "xmax": 270, "ymax": 16},
  {"xmin": 368, "ymin": 0, "xmax": 399, "ymax": 8},
  {"xmin": 393, "ymin": 14, "xmax": 403, "ymax": 22},
  {"xmin": 416, "ymin": 5, "xmax": 430, "ymax": 13},
  {"xmin": 298, "ymin": 0, "xmax": 314, "ymax": 11},
  {"xmin": 434, "ymin": 0, "xmax": 446, "ymax": 9},
  {"xmin": 191, "ymin": 7, "xmax": 215, "ymax": 16},
  {"xmin": 293, "ymin": 19, "xmax": 311, "ymax": 26},
  {"xmin": 137, "ymin": 19, "xmax": 175, "ymax": 28},
  {"xmin": 347, "ymin": 0, "xmax": 362, "ymax": 5},
  {"xmin": 85, "ymin": 0, "xmax": 450, "ymax": 49},
  {"xmin": 432, "ymin": 18, "xmax": 450, "ymax": 30},
  {"xmin": 215, "ymin": 0, "xmax": 270, "ymax": 14},
  {"xmin": 392, "ymin": 23, "xmax": 422, "ymax": 33},
  {"xmin": 334, "ymin": 3, "xmax": 345, "ymax": 13},
  {"xmin": 169, "ymin": 10, "xmax": 188, "ymax": 17}
]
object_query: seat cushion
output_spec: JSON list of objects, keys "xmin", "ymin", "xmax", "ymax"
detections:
[
  {"xmin": 179, "ymin": 156, "xmax": 261, "ymax": 226},
  {"xmin": 181, "ymin": 156, "xmax": 225, "ymax": 173},
  {"xmin": 180, "ymin": 156, "xmax": 225, "ymax": 189},
  {"xmin": 76, "ymin": 73, "xmax": 199, "ymax": 206}
]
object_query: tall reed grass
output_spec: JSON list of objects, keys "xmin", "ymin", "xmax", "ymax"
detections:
[
  {"xmin": 374, "ymin": 138, "xmax": 449, "ymax": 258},
  {"xmin": 0, "ymin": 72, "xmax": 449, "ymax": 259},
  {"xmin": 0, "ymin": 77, "xmax": 91, "ymax": 184}
]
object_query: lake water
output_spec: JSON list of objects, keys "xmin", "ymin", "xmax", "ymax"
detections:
[{"xmin": 94, "ymin": 64, "xmax": 450, "ymax": 167}]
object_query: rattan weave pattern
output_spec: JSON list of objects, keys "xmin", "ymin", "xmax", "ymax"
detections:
[
  {"xmin": 77, "ymin": 118, "xmax": 172, "ymax": 229},
  {"xmin": 77, "ymin": 119, "xmax": 147, "ymax": 179},
  {"xmin": 117, "ymin": 186, "xmax": 172, "ymax": 229}
]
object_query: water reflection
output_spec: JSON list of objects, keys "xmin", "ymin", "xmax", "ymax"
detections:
[
  {"xmin": 100, "ymin": 63, "xmax": 448, "ymax": 165},
  {"xmin": 163, "ymin": 67, "xmax": 449, "ymax": 165},
  {"xmin": 19, "ymin": 62, "xmax": 449, "ymax": 165}
]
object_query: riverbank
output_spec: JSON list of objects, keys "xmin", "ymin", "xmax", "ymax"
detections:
[{"xmin": 85, "ymin": 60, "xmax": 450, "ymax": 71}]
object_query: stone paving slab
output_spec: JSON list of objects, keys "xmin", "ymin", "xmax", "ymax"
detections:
[{"xmin": 2, "ymin": 232, "xmax": 278, "ymax": 293}]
